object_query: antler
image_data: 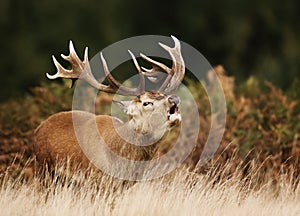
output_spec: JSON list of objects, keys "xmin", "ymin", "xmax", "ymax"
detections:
[
  {"xmin": 141, "ymin": 36, "xmax": 185, "ymax": 94},
  {"xmin": 47, "ymin": 36, "xmax": 185, "ymax": 95},
  {"xmin": 47, "ymin": 41, "xmax": 145, "ymax": 96}
]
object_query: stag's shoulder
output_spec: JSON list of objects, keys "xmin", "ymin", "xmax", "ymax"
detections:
[
  {"xmin": 94, "ymin": 114, "xmax": 124, "ymax": 128},
  {"xmin": 35, "ymin": 111, "xmax": 94, "ymax": 132}
]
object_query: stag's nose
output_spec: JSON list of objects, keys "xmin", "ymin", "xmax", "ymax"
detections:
[{"xmin": 168, "ymin": 95, "xmax": 180, "ymax": 105}]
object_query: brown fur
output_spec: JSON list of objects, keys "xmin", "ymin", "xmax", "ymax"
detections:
[
  {"xmin": 33, "ymin": 92, "xmax": 180, "ymax": 173},
  {"xmin": 34, "ymin": 111, "xmax": 162, "ymax": 169},
  {"xmin": 33, "ymin": 92, "xmax": 180, "ymax": 176}
]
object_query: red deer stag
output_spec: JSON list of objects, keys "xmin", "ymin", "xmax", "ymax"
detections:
[{"xmin": 34, "ymin": 36, "xmax": 185, "ymax": 174}]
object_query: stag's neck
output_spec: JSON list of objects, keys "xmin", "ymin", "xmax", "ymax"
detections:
[
  {"xmin": 128, "ymin": 112, "xmax": 168, "ymax": 135},
  {"xmin": 107, "ymin": 119, "xmax": 168, "ymax": 160}
]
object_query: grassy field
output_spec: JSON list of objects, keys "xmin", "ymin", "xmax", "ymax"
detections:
[{"xmin": 1, "ymin": 160, "xmax": 300, "ymax": 216}]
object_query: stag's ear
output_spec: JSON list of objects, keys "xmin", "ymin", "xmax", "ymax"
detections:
[{"xmin": 112, "ymin": 100, "xmax": 134, "ymax": 115}]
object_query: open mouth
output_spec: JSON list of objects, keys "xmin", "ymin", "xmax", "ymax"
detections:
[{"xmin": 167, "ymin": 104, "xmax": 179, "ymax": 119}]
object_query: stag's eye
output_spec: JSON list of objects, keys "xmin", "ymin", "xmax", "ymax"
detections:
[{"xmin": 143, "ymin": 102, "xmax": 153, "ymax": 106}]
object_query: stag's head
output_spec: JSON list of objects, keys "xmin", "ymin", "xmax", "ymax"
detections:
[
  {"xmin": 48, "ymin": 36, "xmax": 185, "ymax": 135},
  {"xmin": 114, "ymin": 92, "xmax": 181, "ymax": 134}
]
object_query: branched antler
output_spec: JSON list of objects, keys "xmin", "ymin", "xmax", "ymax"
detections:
[
  {"xmin": 141, "ymin": 36, "xmax": 185, "ymax": 94},
  {"xmin": 47, "ymin": 36, "xmax": 185, "ymax": 96}
]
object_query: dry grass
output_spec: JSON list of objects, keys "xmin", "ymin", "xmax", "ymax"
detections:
[{"xmin": 1, "ymin": 160, "xmax": 300, "ymax": 216}]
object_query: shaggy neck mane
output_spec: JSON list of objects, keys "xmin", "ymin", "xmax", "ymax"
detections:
[{"xmin": 104, "ymin": 118, "xmax": 168, "ymax": 161}]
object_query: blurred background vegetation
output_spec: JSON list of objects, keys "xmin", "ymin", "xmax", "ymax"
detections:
[
  {"xmin": 0, "ymin": 0, "xmax": 299, "ymax": 179},
  {"xmin": 0, "ymin": 0, "xmax": 299, "ymax": 101}
]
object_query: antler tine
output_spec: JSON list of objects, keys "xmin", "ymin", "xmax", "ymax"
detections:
[
  {"xmin": 159, "ymin": 36, "xmax": 185, "ymax": 93},
  {"xmin": 128, "ymin": 50, "xmax": 145, "ymax": 94},
  {"xmin": 139, "ymin": 53, "xmax": 172, "ymax": 84},
  {"xmin": 47, "ymin": 41, "xmax": 83, "ymax": 80},
  {"xmin": 140, "ymin": 36, "xmax": 185, "ymax": 94},
  {"xmin": 47, "ymin": 41, "xmax": 117, "ymax": 93},
  {"xmin": 100, "ymin": 51, "xmax": 145, "ymax": 96}
]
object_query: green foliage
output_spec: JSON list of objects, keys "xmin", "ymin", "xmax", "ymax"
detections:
[
  {"xmin": 0, "ymin": 81, "xmax": 73, "ymax": 174},
  {"xmin": 0, "ymin": 81, "xmax": 73, "ymax": 131},
  {"xmin": 287, "ymin": 78, "xmax": 300, "ymax": 98},
  {"xmin": 186, "ymin": 74, "xmax": 300, "ymax": 176}
]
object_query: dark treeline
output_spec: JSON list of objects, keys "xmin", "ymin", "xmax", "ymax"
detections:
[{"xmin": 0, "ymin": 0, "xmax": 299, "ymax": 101}]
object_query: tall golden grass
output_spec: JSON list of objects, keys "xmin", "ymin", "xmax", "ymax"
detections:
[{"xmin": 1, "ymin": 159, "xmax": 300, "ymax": 216}]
